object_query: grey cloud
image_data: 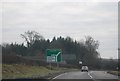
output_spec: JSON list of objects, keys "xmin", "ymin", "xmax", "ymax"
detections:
[{"xmin": 2, "ymin": 2, "xmax": 118, "ymax": 58}]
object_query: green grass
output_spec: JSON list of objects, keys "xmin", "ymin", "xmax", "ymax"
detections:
[
  {"xmin": 108, "ymin": 71, "xmax": 120, "ymax": 76},
  {"xmin": 2, "ymin": 64, "xmax": 77, "ymax": 79},
  {"xmin": 2, "ymin": 64, "xmax": 59, "ymax": 79}
]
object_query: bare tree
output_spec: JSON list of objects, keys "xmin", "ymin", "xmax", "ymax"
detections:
[
  {"xmin": 21, "ymin": 30, "xmax": 44, "ymax": 46},
  {"xmin": 85, "ymin": 36, "xmax": 99, "ymax": 51}
]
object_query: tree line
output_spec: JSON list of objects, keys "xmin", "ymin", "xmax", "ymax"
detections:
[{"xmin": 2, "ymin": 30, "xmax": 118, "ymax": 70}]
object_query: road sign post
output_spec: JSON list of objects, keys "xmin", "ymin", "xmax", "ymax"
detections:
[{"xmin": 49, "ymin": 62, "xmax": 52, "ymax": 70}]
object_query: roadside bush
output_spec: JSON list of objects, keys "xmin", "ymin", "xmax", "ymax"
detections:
[{"xmin": 2, "ymin": 54, "xmax": 78, "ymax": 68}]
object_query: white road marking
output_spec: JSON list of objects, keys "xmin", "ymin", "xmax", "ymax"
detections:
[
  {"xmin": 88, "ymin": 73, "xmax": 93, "ymax": 79},
  {"xmin": 88, "ymin": 72, "xmax": 101, "ymax": 81},
  {"xmin": 51, "ymin": 72, "xmax": 67, "ymax": 80}
]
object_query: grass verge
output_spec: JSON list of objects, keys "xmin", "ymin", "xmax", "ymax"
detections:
[
  {"xmin": 107, "ymin": 71, "xmax": 120, "ymax": 76},
  {"xmin": 2, "ymin": 64, "xmax": 78, "ymax": 79}
]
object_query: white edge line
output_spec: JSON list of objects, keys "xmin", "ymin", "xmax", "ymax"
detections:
[{"xmin": 51, "ymin": 73, "xmax": 67, "ymax": 81}]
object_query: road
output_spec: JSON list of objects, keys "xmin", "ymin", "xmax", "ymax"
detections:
[{"xmin": 51, "ymin": 71, "xmax": 119, "ymax": 81}]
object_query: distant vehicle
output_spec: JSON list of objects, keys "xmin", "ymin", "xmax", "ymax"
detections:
[{"xmin": 81, "ymin": 66, "xmax": 88, "ymax": 72}]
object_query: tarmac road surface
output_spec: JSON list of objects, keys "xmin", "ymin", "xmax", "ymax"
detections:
[{"xmin": 51, "ymin": 71, "xmax": 119, "ymax": 81}]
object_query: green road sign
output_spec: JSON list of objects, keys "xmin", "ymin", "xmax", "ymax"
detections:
[{"xmin": 46, "ymin": 49, "xmax": 62, "ymax": 62}]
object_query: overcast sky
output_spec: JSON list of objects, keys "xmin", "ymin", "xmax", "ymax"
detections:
[{"xmin": 0, "ymin": 0, "xmax": 119, "ymax": 59}]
